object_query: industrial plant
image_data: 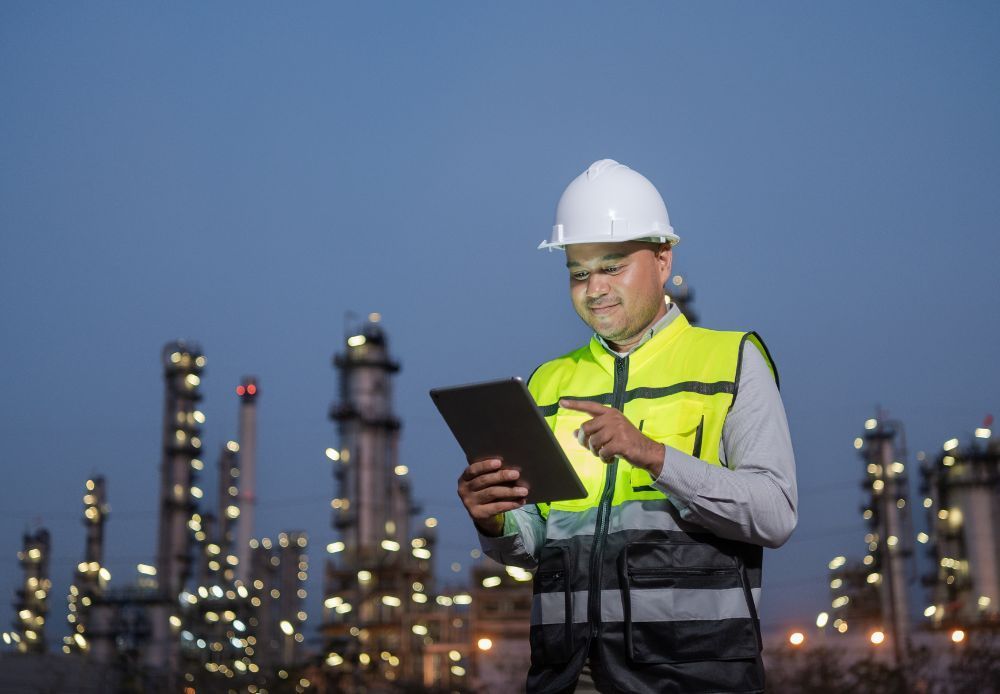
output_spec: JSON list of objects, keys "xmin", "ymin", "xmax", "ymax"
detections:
[{"xmin": 1, "ymin": 317, "xmax": 535, "ymax": 692}]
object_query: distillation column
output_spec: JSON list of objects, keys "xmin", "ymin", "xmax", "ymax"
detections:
[
  {"xmin": 66, "ymin": 477, "xmax": 109, "ymax": 653},
  {"xmin": 331, "ymin": 318, "xmax": 402, "ymax": 558},
  {"xmin": 154, "ymin": 341, "xmax": 206, "ymax": 675},
  {"xmin": 13, "ymin": 528, "xmax": 51, "ymax": 653},
  {"xmin": 325, "ymin": 314, "xmax": 439, "ymax": 688},
  {"xmin": 860, "ymin": 414, "xmax": 912, "ymax": 664},
  {"xmin": 923, "ymin": 423, "xmax": 1000, "ymax": 624},
  {"xmin": 955, "ymin": 425, "xmax": 1000, "ymax": 620}
]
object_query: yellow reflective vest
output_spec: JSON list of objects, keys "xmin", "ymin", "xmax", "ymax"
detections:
[{"xmin": 524, "ymin": 311, "xmax": 777, "ymax": 693}]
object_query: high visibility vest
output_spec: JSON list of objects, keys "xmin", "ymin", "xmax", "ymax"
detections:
[{"xmin": 525, "ymin": 311, "xmax": 778, "ymax": 694}]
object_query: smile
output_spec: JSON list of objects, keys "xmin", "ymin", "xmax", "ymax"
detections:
[{"xmin": 590, "ymin": 303, "xmax": 620, "ymax": 314}]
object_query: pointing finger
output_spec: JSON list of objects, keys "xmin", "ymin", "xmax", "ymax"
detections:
[{"xmin": 559, "ymin": 399, "xmax": 610, "ymax": 414}]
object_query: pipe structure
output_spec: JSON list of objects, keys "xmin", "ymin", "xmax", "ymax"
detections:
[
  {"xmin": 217, "ymin": 443, "xmax": 240, "ymax": 583},
  {"xmin": 235, "ymin": 377, "xmax": 259, "ymax": 583}
]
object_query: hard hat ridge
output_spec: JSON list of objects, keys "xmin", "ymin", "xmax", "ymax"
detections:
[
  {"xmin": 539, "ymin": 159, "xmax": 680, "ymax": 251},
  {"xmin": 586, "ymin": 158, "xmax": 621, "ymax": 180}
]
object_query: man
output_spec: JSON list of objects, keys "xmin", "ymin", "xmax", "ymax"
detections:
[{"xmin": 457, "ymin": 159, "xmax": 797, "ymax": 693}]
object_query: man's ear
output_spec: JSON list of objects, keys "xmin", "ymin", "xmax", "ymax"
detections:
[{"xmin": 656, "ymin": 243, "xmax": 673, "ymax": 285}]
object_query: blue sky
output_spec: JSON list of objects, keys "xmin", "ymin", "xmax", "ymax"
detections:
[{"xmin": 1, "ymin": 2, "xmax": 998, "ymax": 647}]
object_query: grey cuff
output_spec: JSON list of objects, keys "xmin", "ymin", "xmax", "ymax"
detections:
[
  {"xmin": 653, "ymin": 444, "xmax": 712, "ymax": 512},
  {"xmin": 476, "ymin": 513, "xmax": 523, "ymax": 557}
]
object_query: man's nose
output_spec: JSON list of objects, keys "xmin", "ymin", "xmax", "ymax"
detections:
[{"xmin": 586, "ymin": 273, "xmax": 609, "ymax": 298}]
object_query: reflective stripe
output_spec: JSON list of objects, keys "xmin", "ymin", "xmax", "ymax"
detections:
[
  {"xmin": 531, "ymin": 588, "xmax": 754, "ymax": 625},
  {"xmin": 538, "ymin": 394, "xmax": 613, "ymax": 418},
  {"xmin": 546, "ymin": 507, "xmax": 599, "ymax": 541},
  {"xmin": 546, "ymin": 499, "xmax": 703, "ymax": 541},
  {"xmin": 531, "ymin": 590, "xmax": 587, "ymax": 625},
  {"xmin": 611, "ymin": 499, "xmax": 706, "ymax": 536},
  {"xmin": 624, "ymin": 381, "xmax": 735, "ymax": 402},
  {"xmin": 537, "ymin": 381, "xmax": 736, "ymax": 417},
  {"xmin": 630, "ymin": 587, "xmax": 752, "ymax": 622}
]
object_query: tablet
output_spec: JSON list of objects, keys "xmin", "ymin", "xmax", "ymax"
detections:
[{"xmin": 430, "ymin": 377, "xmax": 587, "ymax": 505}]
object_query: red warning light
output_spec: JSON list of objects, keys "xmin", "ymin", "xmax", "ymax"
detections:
[
  {"xmin": 247, "ymin": 384, "xmax": 257, "ymax": 395},
  {"xmin": 986, "ymin": 414, "xmax": 994, "ymax": 428},
  {"xmin": 236, "ymin": 385, "xmax": 246, "ymax": 396}
]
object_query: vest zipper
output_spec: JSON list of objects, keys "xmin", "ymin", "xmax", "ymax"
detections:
[{"xmin": 586, "ymin": 355, "xmax": 628, "ymax": 639}]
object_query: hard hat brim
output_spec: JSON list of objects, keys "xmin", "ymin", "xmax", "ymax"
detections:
[{"xmin": 537, "ymin": 233, "xmax": 680, "ymax": 251}]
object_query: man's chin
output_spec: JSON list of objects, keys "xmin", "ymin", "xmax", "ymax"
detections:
[
  {"xmin": 594, "ymin": 324, "xmax": 628, "ymax": 343},
  {"xmin": 593, "ymin": 317, "xmax": 648, "ymax": 345},
  {"xmin": 578, "ymin": 312, "xmax": 628, "ymax": 341}
]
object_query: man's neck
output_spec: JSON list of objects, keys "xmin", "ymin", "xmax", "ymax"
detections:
[{"xmin": 605, "ymin": 303, "xmax": 670, "ymax": 354}]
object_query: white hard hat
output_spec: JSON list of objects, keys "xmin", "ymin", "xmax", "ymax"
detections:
[{"xmin": 539, "ymin": 159, "xmax": 679, "ymax": 251}]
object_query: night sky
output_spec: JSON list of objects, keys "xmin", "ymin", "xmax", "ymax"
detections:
[{"xmin": 1, "ymin": 2, "xmax": 998, "ymax": 650}]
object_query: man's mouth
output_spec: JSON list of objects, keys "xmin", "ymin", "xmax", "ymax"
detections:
[{"xmin": 589, "ymin": 302, "xmax": 620, "ymax": 314}]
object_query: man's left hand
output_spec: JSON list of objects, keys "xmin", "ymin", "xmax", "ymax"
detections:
[{"xmin": 559, "ymin": 399, "xmax": 665, "ymax": 476}]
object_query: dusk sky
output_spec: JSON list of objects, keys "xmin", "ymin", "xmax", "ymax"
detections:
[{"xmin": 2, "ymin": 2, "xmax": 998, "ymax": 649}]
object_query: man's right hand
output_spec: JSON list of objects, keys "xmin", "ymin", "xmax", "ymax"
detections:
[{"xmin": 457, "ymin": 458, "xmax": 528, "ymax": 537}]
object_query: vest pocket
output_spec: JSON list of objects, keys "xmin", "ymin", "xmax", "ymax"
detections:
[
  {"xmin": 638, "ymin": 399, "xmax": 705, "ymax": 456},
  {"xmin": 529, "ymin": 546, "xmax": 573, "ymax": 664},
  {"xmin": 630, "ymin": 400, "xmax": 705, "ymax": 494},
  {"xmin": 619, "ymin": 541, "xmax": 759, "ymax": 664}
]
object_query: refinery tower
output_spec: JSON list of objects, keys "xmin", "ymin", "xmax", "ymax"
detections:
[
  {"xmin": 824, "ymin": 412, "xmax": 916, "ymax": 671},
  {"xmin": 322, "ymin": 315, "xmax": 470, "ymax": 690}
]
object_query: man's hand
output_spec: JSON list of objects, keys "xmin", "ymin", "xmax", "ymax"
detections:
[
  {"xmin": 560, "ymin": 399, "xmax": 665, "ymax": 476},
  {"xmin": 457, "ymin": 458, "xmax": 528, "ymax": 538}
]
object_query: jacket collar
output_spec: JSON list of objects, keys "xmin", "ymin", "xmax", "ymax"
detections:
[{"xmin": 587, "ymin": 302, "xmax": 690, "ymax": 374}]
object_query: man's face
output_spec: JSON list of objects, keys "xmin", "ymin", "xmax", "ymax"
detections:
[{"xmin": 565, "ymin": 241, "xmax": 673, "ymax": 345}]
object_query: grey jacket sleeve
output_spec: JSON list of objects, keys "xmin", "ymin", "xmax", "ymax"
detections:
[
  {"xmin": 476, "ymin": 504, "xmax": 547, "ymax": 570},
  {"xmin": 653, "ymin": 341, "xmax": 798, "ymax": 548}
]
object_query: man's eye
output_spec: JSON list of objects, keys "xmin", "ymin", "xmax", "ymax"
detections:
[
  {"xmin": 604, "ymin": 265, "xmax": 622, "ymax": 274},
  {"xmin": 571, "ymin": 272, "xmax": 589, "ymax": 281}
]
